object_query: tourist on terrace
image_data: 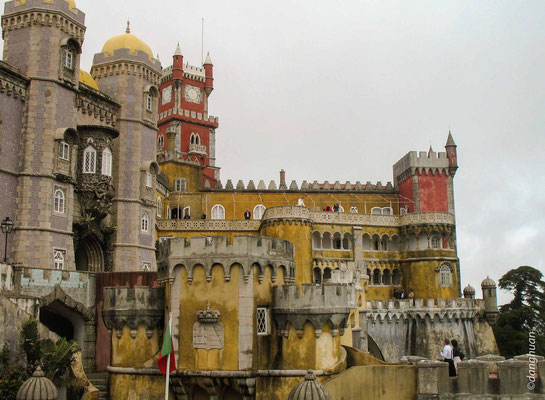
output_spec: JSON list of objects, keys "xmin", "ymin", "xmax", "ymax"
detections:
[
  {"xmin": 244, "ymin": 209, "xmax": 251, "ymax": 219},
  {"xmin": 440, "ymin": 338, "xmax": 456, "ymax": 377}
]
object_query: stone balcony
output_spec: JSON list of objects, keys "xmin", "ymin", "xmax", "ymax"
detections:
[{"xmin": 188, "ymin": 143, "xmax": 207, "ymax": 155}]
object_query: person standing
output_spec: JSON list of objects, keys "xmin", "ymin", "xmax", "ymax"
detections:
[
  {"xmin": 440, "ymin": 338, "xmax": 456, "ymax": 377},
  {"xmin": 451, "ymin": 339, "xmax": 465, "ymax": 374},
  {"xmin": 244, "ymin": 209, "xmax": 251, "ymax": 219}
]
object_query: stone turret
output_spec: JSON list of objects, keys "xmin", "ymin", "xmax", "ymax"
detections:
[
  {"xmin": 481, "ymin": 276, "xmax": 498, "ymax": 324},
  {"xmin": 288, "ymin": 370, "xmax": 331, "ymax": 400},
  {"xmin": 463, "ymin": 283, "xmax": 475, "ymax": 299}
]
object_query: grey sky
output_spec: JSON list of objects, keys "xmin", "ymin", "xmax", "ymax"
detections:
[{"xmin": 4, "ymin": 0, "xmax": 544, "ymax": 304}]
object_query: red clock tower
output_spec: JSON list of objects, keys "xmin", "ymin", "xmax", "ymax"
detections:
[{"xmin": 157, "ymin": 43, "xmax": 220, "ymax": 187}]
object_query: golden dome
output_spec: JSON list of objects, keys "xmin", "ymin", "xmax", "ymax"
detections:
[
  {"xmin": 16, "ymin": 0, "xmax": 77, "ymax": 10},
  {"xmin": 101, "ymin": 22, "xmax": 153, "ymax": 60},
  {"xmin": 79, "ymin": 70, "xmax": 99, "ymax": 90}
]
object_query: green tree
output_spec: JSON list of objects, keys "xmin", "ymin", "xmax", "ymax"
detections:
[{"xmin": 493, "ymin": 266, "xmax": 545, "ymax": 358}]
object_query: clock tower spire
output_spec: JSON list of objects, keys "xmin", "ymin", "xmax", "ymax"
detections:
[{"xmin": 156, "ymin": 44, "xmax": 220, "ymax": 187}]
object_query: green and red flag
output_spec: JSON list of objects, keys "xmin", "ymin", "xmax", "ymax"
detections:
[{"xmin": 158, "ymin": 315, "xmax": 176, "ymax": 375}]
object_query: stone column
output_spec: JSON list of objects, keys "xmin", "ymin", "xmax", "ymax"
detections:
[
  {"xmin": 416, "ymin": 360, "xmax": 449, "ymax": 399},
  {"xmin": 457, "ymin": 360, "xmax": 488, "ymax": 394}
]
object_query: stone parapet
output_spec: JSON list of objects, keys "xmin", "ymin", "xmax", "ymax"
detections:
[
  {"xmin": 76, "ymin": 87, "xmax": 120, "ymax": 128},
  {"xmin": 366, "ymin": 298, "xmax": 484, "ymax": 323},
  {"xmin": 394, "ymin": 151, "xmax": 451, "ymax": 185},
  {"xmin": 2, "ymin": 0, "xmax": 85, "ymax": 41},
  {"xmin": 157, "ymin": 235, "xmax": 296, "ymax": 284},
  {"xmin": 157, "ymin": 219, "xmax": 260, "ymax": 232},
  {"xmin": 102, "ymin": 286, "xmax": 164, "ymax": 337},
  {"xmin": 0, "ymin": 61, "xmax": 28, "ymax": 101},
  {"xmin": 416, "ymin": 360, "xmax": 450, "ymax": 397},
  {"xmin": 273, "ymin": 283, "xmax": 352, "ymax": 337},
  {"xmin": 457, "ymin": 360, "xmax": 489, "ymax": 394}
]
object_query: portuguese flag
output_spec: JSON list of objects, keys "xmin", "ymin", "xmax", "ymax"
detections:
[{"xmin": 158, "ymin": 315, "xmax": 176, "ymax": 375}]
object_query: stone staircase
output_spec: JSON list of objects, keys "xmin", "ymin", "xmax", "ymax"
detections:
[{"xmin": 87, "ymin": 372, "xmax": 108, "ymax": 400}]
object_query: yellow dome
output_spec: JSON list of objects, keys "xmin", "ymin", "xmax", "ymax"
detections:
[
  {"xmin": 79, "ymin": 70, "xmax": 99, "ymax": 90},
  {"xmin": 16, "ymin": 0, "xmax": 77, "ymax": 10},
  {"xmin": 101, "ymin": 22, "xmax": 153, "ymax": 60}
]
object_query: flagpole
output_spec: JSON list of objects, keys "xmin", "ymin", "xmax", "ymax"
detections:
[{"xmin": 164, "ymin": 313, "xmax": 172, "ymax": 400}]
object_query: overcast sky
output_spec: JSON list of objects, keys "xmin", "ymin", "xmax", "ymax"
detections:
[{"xmin": 4, "ymin": 0, "xmax": 544, "ymax": 304}]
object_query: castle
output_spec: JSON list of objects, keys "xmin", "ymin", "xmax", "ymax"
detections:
[{"xmin": 1, "ymin": 1, "xmax": 543, "ymax": 399}]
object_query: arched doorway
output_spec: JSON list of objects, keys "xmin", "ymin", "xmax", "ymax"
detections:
[
  {"xmin": 39, "ymin": 300, "xmax": 85, "ymax": 350},
  {"xmin": 75, "ymin": 234, "xmax": 104, "ymax": 272}
]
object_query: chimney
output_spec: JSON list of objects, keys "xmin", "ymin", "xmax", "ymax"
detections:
[{"xmin": 279, "ymin": 169, "xmax": 287, "ymax": 190}]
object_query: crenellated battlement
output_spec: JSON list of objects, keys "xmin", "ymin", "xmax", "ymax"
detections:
[
  {"xmin": 158, "ymin": 107, "xmax": 218, "ymax": 125},
  {"xmin": 273, "ymin": 283, "xmax": 353, "ymax": 338},
  {"xmin": 157, "ymin": 235, "xmax": 296, "ymax": 284},
  {"xmin": 393, "ymin": 150, "xmax": 451, "ymax": 183},
  {"xmin": 102, "ymin": 286, "xmax": 164, "ymax": 338},
  {"xmin": 366, "ymin": 298, "xmax": 484, "ymax": 323},
  {"xmin": 210, "ymin": 179, "xmax": 395, "ymax": 193},
  {"xmin": 3, "ymin": 0, "xmax": 86, "ymax": 28}
]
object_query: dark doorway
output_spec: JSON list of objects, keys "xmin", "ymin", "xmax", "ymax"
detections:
[{"xmin": 40, "ymin": 307, "xmax": 74, "ymax": 340}]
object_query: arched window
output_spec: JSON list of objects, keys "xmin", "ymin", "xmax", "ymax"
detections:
[
  {"xmin": 171, "ymin": 207, "xmax": 181, "ymax": 220},
  {"xmin": 157, "ymin": 197, "xmax": 162, "ymax": 218},
  {"xmin": 146, "ymin": 93, "xmax": 153, "ymax": 111},
  {"xmin": 350, "ymin": 206, "xmax": 358, "ymax": 214},
  {"xmin": 157, "ymin": 135, "xmax": 164, "ymax": 150},
  {"xmin": 54, "ymin": 250, "xmax": 64, "ymax": 270},
  {"xmin": 381, "ymin": 236, "xmax": 389, "ymax": 251},
  {"xmin": 253, "ymin": 205, "xmax": 266, "ymax": 220},
  {"xmin": 382, "ymin": 269, "xmax": 391, "ymax": 285},
  {"xmin": 333, "ymin": 232, "xmax": 342, "ymax": 249},
  {"xmin": 190, "ymin": 133, "xmax": 195, "ymax": 144},
  {"xmin": 439, "ymin": 264, "xmax": 452, "ymax": 286},
  {"xmin": 323, "ymin": 268, "xmax": 332, "ymax": 282},
  {"xmin": 174, "ymin": 178, "xmax": 187, "ymax": 193},
  {"xmin": 342, "ymin": 233, "xmax": 351, "ymax": 250},
  {"xmin": 392, "ymin": 269, "xmax": 401, "ymax": 286},
  {"xmin": 313, "ymin": 267, "xmax": 322, "ymax": 284},
  {"xmin": 431, "ymin": 237, "xmax": 441, "ymax": 249},
  {"xmin": 337, "ymin": 205, "xmax": 345, "ymax": 213},
  {"xmin": 382, "ymin": 207, "xmax": 392, "ymax": 215},
  {"xmin": 372, "ymin": 234, "xmax": 380, "ymax": 251},
  {"xmin": 312, "ymin": 231, "xmax": 321, "ymax": 249},
  {"xmin": 63, "ymin": 48, "xmax": 74, "ymax": 70},
  {"xmin": 211, "ymin": 204, "xmax": 225, "ymax": 220},
  {"xmin": 54, "ymin": 188, "xmax": 65, "ymax": 213},
  {"xmin": 373, "ymin": 269, "xmax": 381, "ymax": 285},
  {"xmin": 322, "ymin": 232, "xmax": 332, "ymax": 249},
  {"xmin": 183, "ymin": 206, "xmax": 191, "ymax": 218},
  {"xmin": 145, "ymin": 171, "xmax": 152, "ymax": 188},
  {"xmin": 83, "ymin": 146, "xmax": 96, "ymax": 173},
  {"xmin": 362, "ymin": 234, "xmax": 371, "ymax": 250},
  {"xmin": 102, "ymin": 147, "xmax": 112, "ymax": 176},
  {"xmin": 141, "ymin": 212, "xmax": 149, "ymax": 232},
  {"xmin": 195, "ymin": 134, "xmax": 201, "ymax": 145}
]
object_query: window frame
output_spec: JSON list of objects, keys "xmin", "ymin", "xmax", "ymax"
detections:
[
  {"xmin": 59, "ymin": 141, "xmax": 70, "ymax": 161},
  {"xmin": 174, "ymin": 178, "xmax": 187, "ymax": 193},
  {"xmin": 54, "ymin": 188, "xmax": 65, "ymax": 214},
  {"xmin": 253, "ymin": 204, "xmax": 266, "ymax": 220},
  {"xmin": 141, "ymin": 212, "xmax": 149, "ymax": 232},
  {"xmin": 64, "ymin": 48, "xmax": 74, "ymax": 70},
  {"xmin": 157, "ymin": 197, "xmax": 162, "ymax": 218},
  {"xmin": 83, "ymin": 146, "xmax": 97, "ymax": 174},
  {"xmin": 146, "ymin": 93, "xmax": 153, "ymax": 111},
  {"xmin": 54, "ymin": 250, "xmax": 65, "ymax": 270},
  {"xmin": 256, "ymin": 306, "xmax": 270, "ymax": 336},
  {"xmin": 438, "ymin": 264, "xmax": 452, "ymax": 287},
  {"xmin": 101, "ymin": 147, "xmax": 112, "ymax": 176},
  {"xmin": 145, "ymin": 171, "xmax": 153, "ymax": 188},
  {"xmin": 211, "ymin": 204, "xmax": 225, "ymax": 220}
]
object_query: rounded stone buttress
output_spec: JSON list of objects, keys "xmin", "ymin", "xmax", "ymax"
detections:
[{"xmin": 16, "ymin": 366, "xmax": 58, "ymax": 400}]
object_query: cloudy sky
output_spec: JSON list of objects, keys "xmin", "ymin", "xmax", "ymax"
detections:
[{"xmin": 4, "ymin": 0, "xmax": 544, "ymax": 304}]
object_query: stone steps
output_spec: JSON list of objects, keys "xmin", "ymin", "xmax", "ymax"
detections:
[{"xmin": 87, "ymin": 372, "xmax": 108, "ymax": 400}]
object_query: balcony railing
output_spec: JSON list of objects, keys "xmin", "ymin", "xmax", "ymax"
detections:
[{"xmin": 188, "ymin": 143, "xmax": 207, "ymax": 155}]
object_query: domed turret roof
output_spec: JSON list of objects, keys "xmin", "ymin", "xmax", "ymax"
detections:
[
  {"xmin": 481, "ymin": 276, "xmax": 496, "ymax": 287},
  {"xmin": 463, "ymin": 284, "xmax": 475, "ymax": 295},
  {"xmin": 79, "ymin": 70, "xmax": 99, "ymax": 90},
  {"xmin": 17, "ymin": 0, "xmax": 76, "ymax": 10},
  {"xmin": 288, "ymin": 371, "xmax": 331, "ymax": 400},
  {"xmin": 16, "ymin": 366, "xmax": 58, "ymax": 400},
  {"xmin": 102, "ymin": 21, "xmax": 153, "ymax": 60}
]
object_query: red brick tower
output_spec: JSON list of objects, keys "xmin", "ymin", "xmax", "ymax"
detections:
[
  {"xmin": 393, "ymin": 132, "xmax": 458, "ymax": 215},
  {"xmin": 157, "ymin": 45, "xmax": 219, "ymax": 187}
]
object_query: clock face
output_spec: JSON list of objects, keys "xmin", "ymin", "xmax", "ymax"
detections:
[
  {"xmin": 184, "ymin": 84, "xmax": 202, "ymax": 104},
  {"xmin": 162, "ymin": 85, "xmax": 172, "ymax": 104}
]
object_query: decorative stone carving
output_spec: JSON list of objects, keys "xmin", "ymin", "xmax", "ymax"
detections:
[{"xmin": 193, "ymin": 304, "xmax": 224, "ymax": 350}]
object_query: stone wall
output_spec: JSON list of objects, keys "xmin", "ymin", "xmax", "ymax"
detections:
[{"xmin": 365, "ymin": 298, "xmax": 498, "ymax": 362}]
